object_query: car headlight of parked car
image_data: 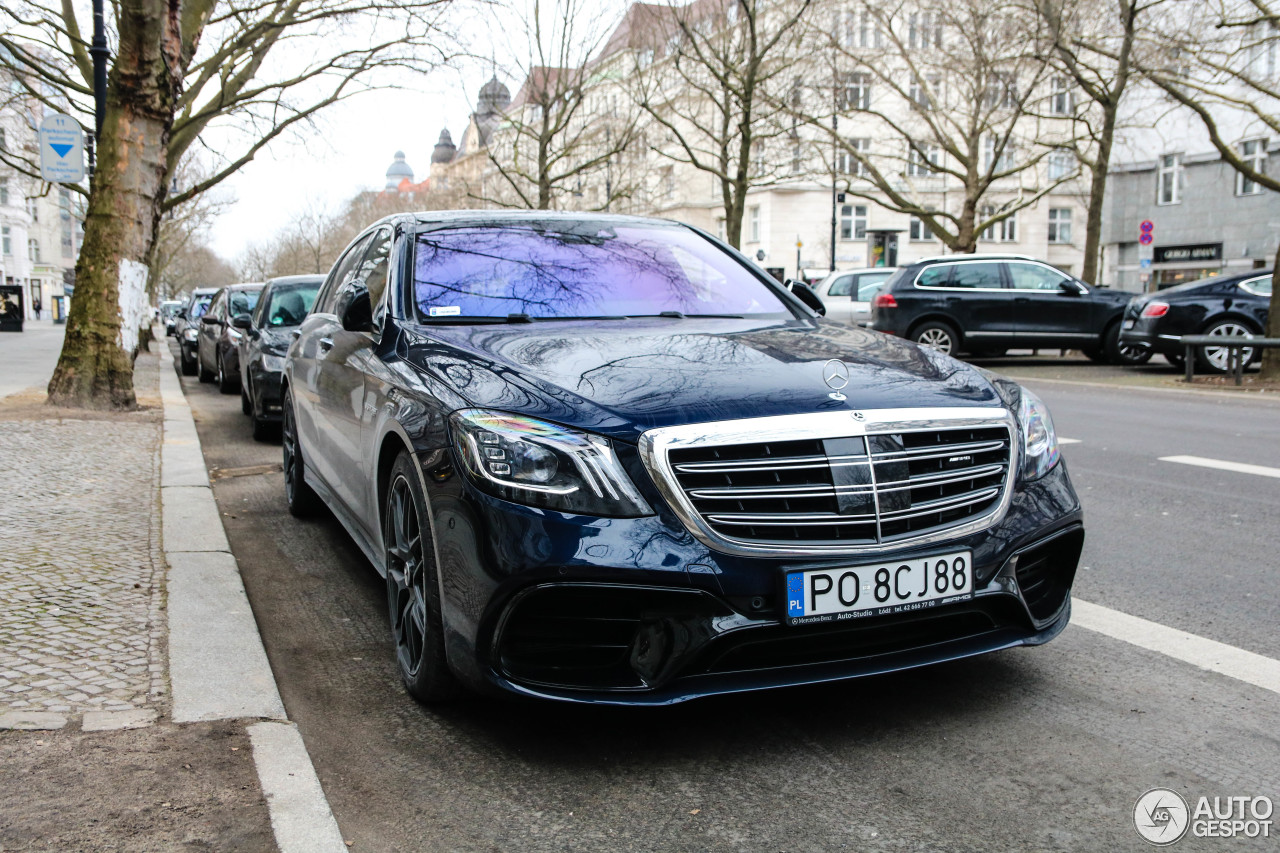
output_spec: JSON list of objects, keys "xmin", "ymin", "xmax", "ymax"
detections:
[
  {"xmin": 183, "ymin": 328, "xmax": 198, "ymax": 342},
  {"xmin": 450, "ymin": 409, "xmax": 652, "ymax": 517},
  {"xmin": 1017, "ymin": 387, "xmax": 1060, "ymax": 481}
]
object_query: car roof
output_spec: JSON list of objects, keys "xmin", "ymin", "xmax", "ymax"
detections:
[
  {"xmin": 909, "ymin": 253, "xmax": 1036, "ymax": 264},
  {"xmin": 222, "ymin": 282, "xmax": 264, "ymax": 291},
  {"xmin": 357, "ymin": 209, "xmax": 685, "ymax": 233},
  {"xmin": 1157, "ymin": 269, "xmax": 1273, "ymax": 297},
  {"xmin": 266, "ymin": 274, "xmax": 324, "ymax": 286}
]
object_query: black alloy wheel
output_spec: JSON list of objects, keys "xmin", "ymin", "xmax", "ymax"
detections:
[
  {"xmin": 384, "ymin": 451, "xmax": 460, "ymax": 704},
  {"xmin": 281, "ymin": 388, "xmax": 320, "ymax": 517},
  {"xmin": 197, "ymin": 346, "xmax": 216, "ymax": 382},
  {"xmin": 217, "ymin": 351, "xmax": 238, "ymax": 394},
  {"xmin": 1103, "ymin": 321, "xmax": 1152, "ymax": 366}
]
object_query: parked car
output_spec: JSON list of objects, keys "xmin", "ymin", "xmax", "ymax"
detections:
[
  {"xmin": 282, "ymin": 212, "xmax": 1082, "ymax": 706},
  {"xmin": 161, "ymin": 300, "xmax": 183, "ymax": 335},
  {"xmin": 235, "ymin": 274, "xmax": 324, "ymax": 439},
  {"xmin": 811, "ymin": 267, "xmax": 898, "ymax": 325},
  {"xmin": 1119, "ymin": 270, "xmax": 1272, "ymax": 372},
  {"xmin": 196, "ymin": 283, "xmax": 263, "ymax": 392},
  {"xmin": 868, "ymin": 254, "xmax": 1149, "ymax": 364},
  {"xmin": 175, "ymin": 288, "xmax": 219, "ymax": 375}
]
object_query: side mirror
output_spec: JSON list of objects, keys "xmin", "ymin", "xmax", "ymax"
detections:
[
  {"xmin": 338, "ymin": 283, "xmax": 375, "ymax": 333},
  {"xmin": 178, "ymin": 310, "xmax": 187, "ymax": 320},
  {"xmin": 786, "ymin": 279, "xmax": 827, "ymax": 317},
  {"xmin": 231, "ymin": 313, "xmax": 253, "ymax": 330},
  {"xmin": 200, "ymin": 314, "xmax": 220, "ymax": 326},
  {"xmin": 1059, "ymin": 280, "xmax": 1085, "ymax": 297}
]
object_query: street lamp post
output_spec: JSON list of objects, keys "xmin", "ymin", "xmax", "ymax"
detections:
[{"xmin": 88, "ymin": 0, "xmax": 109, "ymax": 176}]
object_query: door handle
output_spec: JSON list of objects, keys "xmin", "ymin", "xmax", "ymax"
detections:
[
  {"xmin": 1014, "ymin": 297, "xmax": 1030, "ymax": 304},
  {"xmin": 319, "ymin": 337, "xmax": 334, "ymax": 353}
]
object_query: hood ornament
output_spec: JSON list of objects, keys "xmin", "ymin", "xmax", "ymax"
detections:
[{"xmin": 823, "ymin": 358, "xmax": 850, "ymax": 401}]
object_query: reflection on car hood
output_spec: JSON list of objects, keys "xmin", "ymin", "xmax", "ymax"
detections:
[
  {"xmin": 257, "ymin": 326, "xmax": 294, "ymax": 356},
  {"xmin": 404, "ymin": 317, "xmax": 1004, "ymax": 442}
]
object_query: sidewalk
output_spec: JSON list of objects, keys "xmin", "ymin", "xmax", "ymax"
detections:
[{"xmin": 0, "ymin": 337, "xmax": 342, "ymax": 851}]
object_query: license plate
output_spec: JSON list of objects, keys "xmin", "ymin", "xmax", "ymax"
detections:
[
  {"xmin": 1123, "ymin": 319, "xmax": 1135, "ymax": 330},
  {"xmin": 784, "ymin": 551, "xmax": 973, "ymax": 625}
]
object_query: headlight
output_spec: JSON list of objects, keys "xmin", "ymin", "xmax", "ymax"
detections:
[
  {"xmin": 1017, "ymin": 387, "xmax": 1060, "ymax": 480},
  {"xmin": 450, "ymin": 409, "xmax": 652, "ymax": 517},
  {"xmin": 261, "ymin": 353, "xmax": 286, "ymax": 372},
  {"xmin": 183, "ymin": 328, "xmax": 198, "ymax": 341}
]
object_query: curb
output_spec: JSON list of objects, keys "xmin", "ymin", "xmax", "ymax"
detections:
[{"xmin": 158, "ymin": 344, "xmax": 346, "ymax": 852}]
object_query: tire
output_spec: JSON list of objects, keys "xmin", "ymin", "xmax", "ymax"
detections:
[
  {"xmin": 1163, "ymin": 351, "xmax": 1186, "ymax": 370},
  {"xmin": 241, "ymin": 384, "xmax": 252, "ymax": 415},
  {"xmin": 1103, "ymin": 322, "xmax": 1152, "ymax": 366},
  {"xmin": 217, "ymin": 352, "xmax": 239, "ymax": 394},
  {"xmin": 909, "ymin": 321, "xmax": 960, "ymax": 355},
  {"xmin": 1082, "ymin": 348, "xmax": 1107, "ymax": 363},
  {"xmin": 197, "ymin": 346, "xmax": 215, "ymax": 383},
  {"xmin": 384, "ymin": 450, "xmax": 461, "ymax": 704},
  {"xmin": 180, "ymin": 351, "xmax": 197, "ymax": 376},
  {"xmin": 281, "ymin": 387, "xmax": 321, "ymax": 517},
  {"xmin": 1194, "ymin": 320, "xmax": 1257, "ymax": 374}
]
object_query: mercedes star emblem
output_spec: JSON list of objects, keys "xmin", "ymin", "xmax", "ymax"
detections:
[{"xmin": 823, "ymin": 359, "xmax": 850, "ymax": 391}]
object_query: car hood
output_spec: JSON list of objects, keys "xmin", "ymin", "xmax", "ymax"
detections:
[
  {"xmin": 402, "ymin": 317, "xmax": 1006, "ymax": 442},
  {"xmin": 257, "ymin": 326, "xmax": 295, "ymax": 356}
]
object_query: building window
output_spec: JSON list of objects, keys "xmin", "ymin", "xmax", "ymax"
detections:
[
  {"xmin": 985, "ymin": 72, "xmax": 1018, "ymax": 109},
  {"xmin": 716, "ymin": 218, "xmax": 725, "ymax": 240},
  {"xmin": 1157, "ymin": 153, "xmax": 1183, "ymax": 204},
  {"xmin": 28, "ymin": 238, "xmax": 40, "ymax": 263},
  {"xmin": 837, "ymin": 72, "xmax": 872, "ymax": 111},
  {"xmin": 859, "ymin": 10, "xmax": 882, "ymax": 47},
  {"xmin": 2, "ymin": 225, "xmax": 10, "ymax": 256},
  {"xmin": 1049, "ymin": 77, "xmax": 1074, "ymax": 115},
  {"xmin": 1248, "ymin": 23, "xmax": 1279, "ymax": 78},
  {"xmin": 0, "ymin": 128, "xmax": 6, "ymax": 152},
  {"xmin": 749, "ymin": 205, "xmax": 761, "ymax": 242},
  {"xmin": 61, "ymin": 226, "xmax": 73, "ymax": 258},
  {"xmin": 980, "ymin": 206, "xmax": 1018, "ymax": 242},
  {"xmin": 984, "ymin": 136, "xmax": 1016, "ymax": 173},
  {"xmin": 836, "ymin": 138, "xmax": 871, "ymax": 176},
  {"xmin": 909, "ymin": 216, "xmax": 934, "ymax": 241},
  {"xmin": 908, "ymin": 12, "xmax": 942, "ymax": 48},
  {"xmin": 907, "ymin": 143, "xmax": 939, "ymax": 177},
  {"xmin": 0, "ymin": 177, "xmax": 7, "ymax": 206},
  {"xmin": 839, "ymin": 204, "xmax": 867, "ymax": 240},
  {"xmin": 1047, "ymin": 150, "xmax": 1075, "ymax": 181},
  {"xmin": 1048, "ymin": 208, "xmax": 1072, "ymax": 243},
  {"xmin": 909, "ymin": 74, "xmax": 939, "ymax": 110},
  {"xmin": 1237, "ymin": 138, "xmax": 1267, "ymax": 195}
]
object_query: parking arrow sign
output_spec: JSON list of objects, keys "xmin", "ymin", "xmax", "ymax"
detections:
[{"xmin": 38, "ymin": 113, "xmax": 85, "ymax": 184}]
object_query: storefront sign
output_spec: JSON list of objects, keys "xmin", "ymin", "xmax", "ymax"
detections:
[{"xmin": 1153, "ymin": 243, "xmax": 1222, "ymax": 264}]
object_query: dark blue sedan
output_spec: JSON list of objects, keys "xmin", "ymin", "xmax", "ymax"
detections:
[
  {"xmin": 235, "ymin": 274, "xmax": 324, "ymax": 439},
  {"xmin": 281, "ymin": 212, "xmax": 1083, "ymax": 705}
]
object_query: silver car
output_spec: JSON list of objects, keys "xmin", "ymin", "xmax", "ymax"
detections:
[{"xmin": 812, "ymin": 267, "xmax": 898, "ymax": 325}]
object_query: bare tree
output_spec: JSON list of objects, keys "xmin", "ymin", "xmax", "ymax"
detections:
[
  {"xmin": 803, "ymin": 0, "xmax": 1077, "ymax": 254},
  {"xmin": 476, "ymin": 0, "xmax": 638, "ymax": 210},
  {"xmin": 1137, "ymin": 0, "xmax": 1280, "ymax": 378},
  {"xmin": 0, "ymin": 0, "xmax": 455, "ymax": 408},
  {"xmin": 150, "ymin": 157, "xmax": 234, "ymax": 302},
  {"xmin": 632, "ymin": 0, "xmax": 816, "ymax": 248},
  {"xmin": 1034, "ymin": 0, "xmax": 1164, "ymax": 283}
]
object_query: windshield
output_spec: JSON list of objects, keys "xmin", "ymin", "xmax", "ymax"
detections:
[
  {"xmin": 413, "ymin": 224, "xmax": 790, "ymax": 320},
  {"xmin": 189, "ymin": 295, "xmax": 213, "ymax": 319},
  {"xmin": 258, "ymin": 283, "xmax": 320, "ymax": 327},
  {"xmin": 228, "ymin": 290, "xmax": 261, "ymax": 317}
]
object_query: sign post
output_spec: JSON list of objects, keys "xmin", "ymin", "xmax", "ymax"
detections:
[
  {"xmin": 38, "ymin": 114, "xmax": 86, "ymax": 184},
  {"xmin": 1138, "ymin": 220, "xmax": 1154, "ymax": 290}
]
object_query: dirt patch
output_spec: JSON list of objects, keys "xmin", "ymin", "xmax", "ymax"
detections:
[
  {"xmin": 0, "ymin": 347, "xmax": 163, "ymax": 423},
  {"xmin": 1184, "ymin": 374, "xmax": 1280, "ymax": 393},
  {"xmin": 0, "ymin": 721, "xmax": 276, "ymax": 852}
]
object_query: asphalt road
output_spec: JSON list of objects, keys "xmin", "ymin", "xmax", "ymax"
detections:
[{"xmin": 174, "ymin": 343, "xmax": 1280, "ymax": 852}]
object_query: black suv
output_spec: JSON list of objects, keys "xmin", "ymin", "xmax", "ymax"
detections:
[{"xmin": 868, "ymin": 254, "xmax": 1147, "ymax": 364}]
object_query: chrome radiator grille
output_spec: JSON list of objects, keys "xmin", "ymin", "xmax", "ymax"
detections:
[{"xmin": 660, "ymin": 422, "xmax": 1013, "ymax": 550}]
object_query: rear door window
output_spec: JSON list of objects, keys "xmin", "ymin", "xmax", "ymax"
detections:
[
  {"xmin": 950, "ymin": 262, "xmax": 1004, "ymax": 289},
  {"xmin": 854, "ymin": 272, "xmax": 893, "ymax": 301},
  {"xmin": 1239, "ymin": 275, "xmax": 1272, "ymax": 297}
]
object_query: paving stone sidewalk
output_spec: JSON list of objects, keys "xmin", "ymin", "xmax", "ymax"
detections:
[{"xmin": 0, "ymin": 349, "xmax": 167, "ymax": 728}]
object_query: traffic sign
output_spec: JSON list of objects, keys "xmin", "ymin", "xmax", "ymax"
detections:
[
  {"xmin": 1140, "ymin": 258, "xmax": 1152, "ymax": 269},
  {"xmin": 1139, "ymin": 232, "xmax": 1153, "ymax": 246},
  {"xmin": 1140, "ymin": 220, "xmax": 1154, "ymax": 233},
  {"xmin": 39, "ymin": 114, "xmax": 85, "ymax": 183}
]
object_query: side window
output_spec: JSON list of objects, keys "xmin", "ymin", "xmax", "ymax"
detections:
[
  {"xmin": 828, "ymin": 275, "xmax": 855, "ymax": 297},
  {"xmin": 316, "ymin": 234, "xmax": 373, "ymax": 314},
  {"xmin": 355, "ymin": 228, "xmax": 392, "ymax": 315},
  {"xmin": 916, "ymin": 265, "xmax": 953, "ymax": 288},
  {"xmin": 252, "ymin": 287, "xmax": 270, "ymax": 326},
  {"xmin": 209, "ymin": 292, "xmax": 225, "ymax": 320},
  {"xmin": 951, "ymin": 262, "xmax": 1003, "ymax": 289},
  {"xmin": 1007, "ymin": 262, "xmax": 1067, "ymax": 291},
  {"xmin": 855, "ymin": 273, "xmax": 892, "ymax": 301}
]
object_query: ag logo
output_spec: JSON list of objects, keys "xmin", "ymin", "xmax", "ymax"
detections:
[{"xmin": 1134, "ymin": 788, "xmax": 1190, "ymax": 845}]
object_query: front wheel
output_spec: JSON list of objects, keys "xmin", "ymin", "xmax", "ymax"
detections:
[
  {"xmin": 384, "ymin": 451, "xmax": 461, "ymax": 704},
  {"xmin": 197, "ymin": 347, "xmax": 215, "ymax": 383},
  {"xmin": 1103, "ymin": 322, "xmax": 1152, "ymax": 365},
  {"xmin": 910, "ymin": 321, "xmax": 960, "ymax": 355},
  {"xmin": 217, "ymin": 352, "xmax": 238, "ymax": 394},
  {"xmin": 281, "ymin": 388, "xmax": 320, "ymax": 517}
]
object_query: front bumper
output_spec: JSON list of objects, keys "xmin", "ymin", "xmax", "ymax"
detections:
[
  {"xmin": 425, "ymin": 452, "xmax": 1083, "ymax": 705},
  {"xmin": 248, "ymin": 364, "xmax": 285, "ymax": 421}
]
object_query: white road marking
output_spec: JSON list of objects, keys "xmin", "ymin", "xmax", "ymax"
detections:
[
  {"xmin": 1058, "ymin": 437, "xmax": 1081, "ymax": 445},
  {"xmin": 1071, "ymin": 598, "xmax": 1280, "ymax": 696},
  {"xmin": 1158, "ymin": 455, "xmax": 1280, "ymax": 479}
]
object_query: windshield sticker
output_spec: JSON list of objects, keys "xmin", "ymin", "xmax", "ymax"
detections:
[{"xmin": 429, "ymin": 306, "xmax": 461, "ymax": 317}]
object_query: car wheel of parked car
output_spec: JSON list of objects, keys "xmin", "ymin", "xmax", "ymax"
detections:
[
  {"xmin": 910, "ymin": 321, "xmax": 959, "ymax": 355},
  {"xmin": 217, "ymin": 353, "xmax": 238, "ymax": 394},
  {"xmin": 1196, "ymin": 320, "xmax": 1256, "ymax": 374},
  {"xmin": 384, "ymin": 450, "xmax": 460, "ymax": 704},
  {"xmin": 197, "ymin": 350, "xmax": 215, "ymax": 383},
  {"xmin": 1164, "ymin": 351, "xmax": 1186, "ymax": 369},
  {"xmin": 281, "ymin": 388, "xmax": 321, "ymax": 517},
  {"xmin": 1103, "ymin": 322, "xmax": 1152, "ymax": 366},
  {"xmin": 241, "ymin": 384, "xmax": 252, "ymax": 415},
  {"xmin": 180, "ymin": 350, "xmax": 197, "ymax": 376}
]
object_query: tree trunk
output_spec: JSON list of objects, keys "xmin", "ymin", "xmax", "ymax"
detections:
[
  {"xmin": 1262, "ymin": 264, "xmax": 1280, "ymax": 381},
  {"xmin": 46, "ymin": 0, "xmax": 182, "ymax": 410}
]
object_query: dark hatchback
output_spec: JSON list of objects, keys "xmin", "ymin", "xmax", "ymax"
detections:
[
  {"xmin": 197, "ymin": 283, "xmax": 263, "ymax": 392},
  {"xmin": 868, "ymin": 254, "xmax": 1146, "ymax": 364},
  {"xmin": 1119, "ymin": 270, "xmax": 1273, "ymax": 371},
  {"xmin": 282, "ymin": 213, "xmax": 1083, "ymax": 706},
  {"xmin": 235, "ymin": 274, "xmax": 324, "ymax": 439},
  {"xmin": 175, "ymin": 287, "xmax": 219, "ymax": 375}
]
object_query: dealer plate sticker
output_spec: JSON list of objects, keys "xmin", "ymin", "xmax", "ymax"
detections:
[{"xmin": 785, "ymin": 550, "xmax": 973, "ymax": 625}]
